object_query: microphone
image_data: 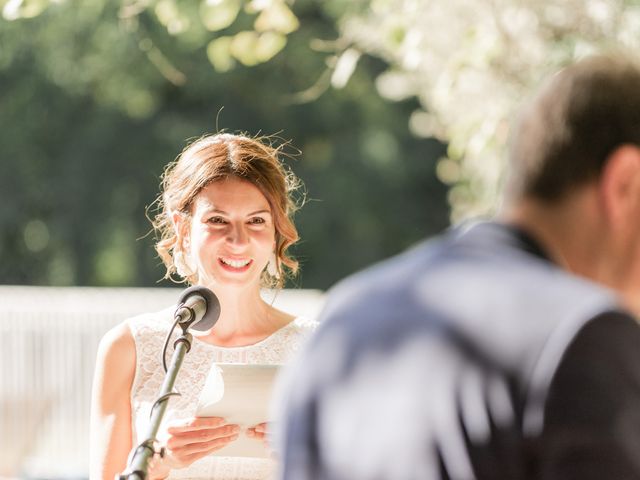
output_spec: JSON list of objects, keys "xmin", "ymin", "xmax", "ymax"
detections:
[
  {"xmin": 174, "ymin": 286, "xmax": 220, "ymax": 332},
  {"xmin": 120, "ymin": 287, "xmax": 220, "ymax": 480}
]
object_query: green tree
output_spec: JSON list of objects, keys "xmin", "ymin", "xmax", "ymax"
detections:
[
  {"xmin": 7, "ymin": 0, "xmax": 640, "ymax": 222},
  {"xmin": 0, "ymin": 0, "xmax": 450, "ymax": 289},
  {"xmin": 328, "ymin": 0, "xmax": 640, "ymax": 219}
]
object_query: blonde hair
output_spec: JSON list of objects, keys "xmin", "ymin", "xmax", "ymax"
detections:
[{"xmin": 151, "ymin": 132, "xmax": 303, "ymax": 287}]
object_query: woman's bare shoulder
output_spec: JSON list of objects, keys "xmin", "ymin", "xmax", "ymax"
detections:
[
  {"xmin": 99, "ymin": 321, "xmax": 134, "ymax": 353},
  {"xmin": 95, "ymin": 321, "xmax": 136, "ymax": 382}
]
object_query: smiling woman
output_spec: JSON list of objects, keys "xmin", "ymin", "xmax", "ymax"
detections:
[
  {"xmin": 154, "ymin": 132, "xmax": 302, "ymax": 288},
  {"xmin": 89, "ymin": 133, "xmax": 317, "ymax": 480},
  {"xmin": 185, "ymin": 178, "xmax": 276, "ymax": 288}
]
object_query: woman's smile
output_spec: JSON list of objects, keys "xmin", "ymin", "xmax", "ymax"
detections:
[{"xmin": 218, "ymin": 256, "xmax": 253, "ymax": 272}]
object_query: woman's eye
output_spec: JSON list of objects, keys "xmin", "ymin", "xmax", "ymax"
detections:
[
  {"xmin": 249, "ymin": 217, "xmax": 266, "ymax": 225},
  {"xmin": 208, "ymin": 216, "xmax": 227, "ymax": 224}
]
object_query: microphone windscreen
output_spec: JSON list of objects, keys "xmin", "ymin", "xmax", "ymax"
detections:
[{"xmin": 177, "ymin": 286, "xmax": 221, "ymax": 331}]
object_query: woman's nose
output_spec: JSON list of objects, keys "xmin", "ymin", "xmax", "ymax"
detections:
[{"xmin": 226, "ymin": 223, "xmax": 248, "ymax": 246}]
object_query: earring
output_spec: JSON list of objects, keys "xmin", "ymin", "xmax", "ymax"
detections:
[
  {"xmin": 267, "ymin": 253, "xmax": 280, "ymax": 279},
  {"xmin": 174, "ymin": 249, "xmax": 197, "ymax": 278}
]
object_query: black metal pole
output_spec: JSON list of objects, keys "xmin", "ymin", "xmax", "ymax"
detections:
[{"xmin": 117, "ymin": 331, "xmax": 193, "ymax": 480}]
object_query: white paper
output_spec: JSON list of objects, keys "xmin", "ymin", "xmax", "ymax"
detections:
[{"xmin": 195, "ymin": 363, "xmax": 282, "ymax": 458}]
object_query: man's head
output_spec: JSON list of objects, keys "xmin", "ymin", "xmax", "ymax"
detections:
[
  {"xmin": 504, "ymin": 53, "xmax": 640, "ymax": 313},
  {"xmin": 506, "ymin": 54, "xmax": 640, "ymax": 203}
]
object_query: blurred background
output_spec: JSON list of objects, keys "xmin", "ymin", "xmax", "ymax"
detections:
[
  {"xmin": 0, "ymin": 0, "xmax": 451, "ymax": 291},
  {"xmin": 2, "ymin": 0, "xmax": 639, "ymax": 477}
]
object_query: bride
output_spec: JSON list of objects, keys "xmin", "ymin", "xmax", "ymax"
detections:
[{"xmin": 90, "ymin": 133, "xmax": 316, "ymax": 480}]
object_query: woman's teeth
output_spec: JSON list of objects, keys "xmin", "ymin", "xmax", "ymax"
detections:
[{"xmin": 220, "ymin": 257, "xmax": 251, "ymax": 268}]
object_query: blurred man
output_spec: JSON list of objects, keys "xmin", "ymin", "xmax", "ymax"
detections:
[{"xmin": 275, "ymin": 54, "xmax": 640, "ymax": 479}]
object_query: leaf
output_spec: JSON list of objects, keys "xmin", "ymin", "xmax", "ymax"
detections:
[
  {"xmin": 230, "ymin": 31, "xmax": 260, "ymax": 66},
  {"xmin": 200, "ymin": 0, "xmax": 241, "ymax": 32},
  {"xmin": 255, "ymin": 31, "xmax": 287, "ymax": 62},
  {"xmin": 206, "ymin": 36, "xmax": 236, "ymax": 72},
  {"xmin": 155, "ymin": 0, "xmax": 189, "ymax": 34},
  {"xmin": 2, "ymin": 0, "xmax": 48, "ymax": 20},
  {"xmin": 155, "ymin": 0, "xmax": 178, "ymax": 26},
  {"xmin": 331, "ymin": 48, "xmax": 361, "ymax": 89},
  {"xmin": 254, "ymin": 1, "xmax": 299, "ymax": 34},
  {"xmin": 245, "ymin": 0, "xmax": 273, "ymax": 14}
]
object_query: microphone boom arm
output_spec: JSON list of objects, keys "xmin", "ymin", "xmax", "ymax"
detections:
[
  {"xmin": 116, "ymin": 286, "xmax": 220, "ymax": 480},
  {"xmin": 117, "ymin": 330, "xmax": 192, "ymax": 480}
]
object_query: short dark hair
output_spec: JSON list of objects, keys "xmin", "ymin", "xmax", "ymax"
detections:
[{"xmin": 506, "ymin": 54, "xmax": 640, "ymax": 201}]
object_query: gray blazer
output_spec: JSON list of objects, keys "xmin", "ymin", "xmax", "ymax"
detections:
[{"xmin": 276, "ymin": 222, "xmax": 640, "ymax": 479}]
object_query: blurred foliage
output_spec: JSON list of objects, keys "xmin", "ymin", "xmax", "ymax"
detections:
[
  {"xmin": 331, "ymin": 0, "xmax": 640, "ymax": 220},
  {"xmin": 0, "ymin": 0, "xmax": 449, "ymax": 290}
]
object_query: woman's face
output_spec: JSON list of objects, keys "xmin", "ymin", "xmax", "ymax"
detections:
[{"xmin": 185, "ymin": 177, "xmax": 276, "ymax": 289}]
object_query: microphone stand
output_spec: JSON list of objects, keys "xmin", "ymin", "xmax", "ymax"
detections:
[{"xmin": 117, "ymin": 327, "xmax": 193, "ymax": 480}]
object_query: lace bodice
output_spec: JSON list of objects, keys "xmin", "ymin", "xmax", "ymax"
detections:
[{"xmin": 127, "ymin": 307, "xmax": 317, "ymax": 480}]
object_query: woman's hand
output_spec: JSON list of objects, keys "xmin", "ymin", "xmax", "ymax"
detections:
[
  {"xmin": 246, "ymin": 422, "xmax": 268, "ymax": 441},
  {"xmin": 246, "ymin": 422, "xmax": 277, "ymax": 459},
  {"xmin": 148, "ymin": 417, "xmax": 240, "ymax": 479}
]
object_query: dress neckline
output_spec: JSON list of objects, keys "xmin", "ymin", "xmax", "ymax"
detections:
[{"xmin": 191, "ymin": 316, "xmax": 300, "ymax": 351}]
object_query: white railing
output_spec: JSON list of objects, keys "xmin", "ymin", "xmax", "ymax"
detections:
[{"xmin": 0, "ymin": 286, "xmax": 325, "ymax": 479}]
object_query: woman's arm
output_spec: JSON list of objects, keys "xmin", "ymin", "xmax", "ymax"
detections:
[
  {"xmin": 90, "ymin": 322, "xmax": 136, "ymax": 480},
  {"xmin": 89, "ymin": 321, "xmax": 241, "ymax": 480}
]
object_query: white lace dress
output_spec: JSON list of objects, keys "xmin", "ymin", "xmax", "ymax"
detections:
[{"xmin": 127, "ymin": 307, "xmax": 317, "ymax": 480}]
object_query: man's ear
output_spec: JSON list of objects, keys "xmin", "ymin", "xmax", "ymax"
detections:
[{"xmin": 600, "ymin": 144, "xmax": 640, "ymax": 227}]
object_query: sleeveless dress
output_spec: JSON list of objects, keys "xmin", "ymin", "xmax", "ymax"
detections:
[{"xmin": 127, "ymin": 307, "xmax": 317, "ymax": 479}]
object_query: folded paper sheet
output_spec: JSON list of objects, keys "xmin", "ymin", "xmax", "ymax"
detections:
[{"xmin": 195, "ymin": 363, "xmax": 282, "ymax": 458}]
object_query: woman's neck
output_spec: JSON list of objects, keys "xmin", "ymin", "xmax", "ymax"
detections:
[{"xmin": 194, "ymin": 283, "xmax": 293, "ymax": 347}]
